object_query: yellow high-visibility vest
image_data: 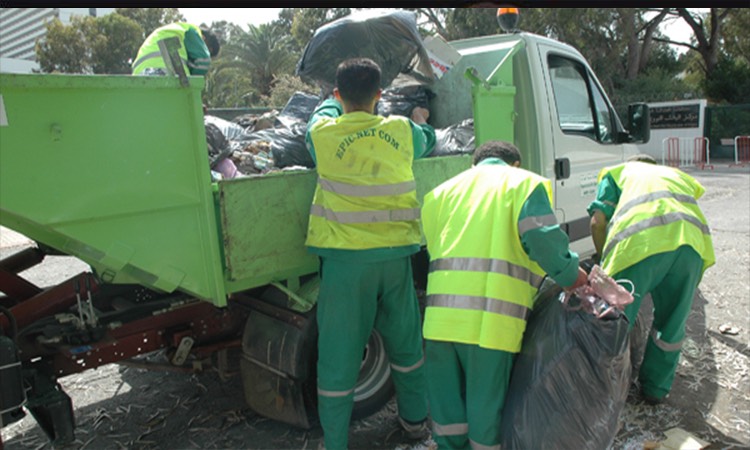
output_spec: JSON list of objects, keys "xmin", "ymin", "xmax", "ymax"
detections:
[
  {"xmin": 599, "ymin": 162, "xmax": 715, "ymax": 275},
  {"xmin": 306, "ymin": 112, "xmax": 420, "ymax": 249},
  {"xmin": 421, "ymin": 163, "xmax": 551, "ymax": 353},
  {"xmin": 132, "ymin": 23, "xmax": 203, "ymax": 75}
]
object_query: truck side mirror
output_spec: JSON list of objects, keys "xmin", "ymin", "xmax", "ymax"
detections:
[{"xmin": 627, "ymin": 103, "xmax": 650, "ymax": 144}]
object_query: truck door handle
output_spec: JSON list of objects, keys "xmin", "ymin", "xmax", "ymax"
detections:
[{"xmin": 555, "ymin": 158, "xmax": 570, "ymax": 180}]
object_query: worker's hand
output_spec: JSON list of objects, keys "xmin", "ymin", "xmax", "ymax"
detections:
[
  {"xmin": 564, "ymin": 267, "xmax": 588, "ymax": 293},
  {"xmin": 411, "ymin": 107, "xmax": 430, "ymax": 124}
]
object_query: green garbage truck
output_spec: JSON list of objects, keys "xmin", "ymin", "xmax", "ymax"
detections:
[{"xmin": 0, "ymin": 31, "xmax": 649, "ymax": 445}]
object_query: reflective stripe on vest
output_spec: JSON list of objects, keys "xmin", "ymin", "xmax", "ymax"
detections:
[
  {"xmin": 603, "ymin": 211, "xmax": 711, "ymax": 260},
  {"xmin": 310, "ymin": 204, "xmax": 420, "ymax": 224},
  {"xmin": 430, "ymin": 257, "xmax": 544, "ymax": 290},
  {"xmin": 598, "ymin": 162, "xmax": 715, "ymax": 275},
  {"xmin": 306, "ymin": 114, "xmax": 420, "ymax": 250},
  {"xmin": 609, "ymin": 190, "xmax": 698, "ymax": 230},
  {"xmin": 319, "ymin": 178, "xmax": 416, "ymax": 197},
  {"xmin": 427, "ymin": 294, "xmax": 531, "ymax": 321}
]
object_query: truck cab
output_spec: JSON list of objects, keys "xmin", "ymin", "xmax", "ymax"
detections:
[{"xmin": 429, "ymin": 32, "xmax": 649, "ymax": 257}]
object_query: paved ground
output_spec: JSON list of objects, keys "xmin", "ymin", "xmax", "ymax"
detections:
[{"xmin": 1, "ymin": 161, "xmax": 749, "ymax": 450}]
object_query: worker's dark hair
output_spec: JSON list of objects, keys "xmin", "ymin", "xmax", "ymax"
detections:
[
  {"xmin": 200, "ymin": 27, "xmax": 220, "ymax": 58},
  {"xmin": 472, "ymin": 140, "xmax": 521, "ymax": 166},
  {"xmin": 335, "ymin": 58, "xmax": 381, "ymax": 108},
  {"xmin": 627, "ymin": 153, "xmax": 657, "ymax": 164}
]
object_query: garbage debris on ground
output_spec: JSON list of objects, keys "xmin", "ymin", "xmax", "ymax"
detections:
[
  {"xmin": 296, "ymin": 9, "xmax": 434, "ymax": 92},
  {"xmin": 718, "ymin": 324, "xmax": 740, "ymax": 335},
  {"xmin": 500, "ymin": 277, "xmax": 631, "ymax": 450},
  {"xmin": 644, "ymin": 427, "xmax": 710, "ymax": 450}
]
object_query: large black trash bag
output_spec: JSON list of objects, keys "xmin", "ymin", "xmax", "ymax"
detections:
[
  {"xmin": 270, "ymin": 123, "xmax": 315, "ymax": 169},
  {"xmin": 431, "ymin": 119, "xmax": 475, "ymax": 157},
  {"xmin": 376, "ymin": 83, "xmax": 433, "ymax": 118},
  {"xmin": 296, "ymin": 10, "xmax": 433, "ymax": 91},
  {"xmin": 500, "ymin": 277, "xmax": 631, "ymax": 450},
  {"xmin": 276, "ymin": 91, "xmax": 321, "ymax": 129}
]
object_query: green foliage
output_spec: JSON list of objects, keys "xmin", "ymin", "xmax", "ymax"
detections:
[
  {"xmin": 445, "ymin": 8, "xmax": 499, "ymax": 40},
  {"xmin": 701, "ymin": 56, "xmax": 750, "ymax": 104},
  {"xmin": 204, "ymin": 66, "xmax": 256, "ymax": 108},
  {"xmin": 115, "ymin": 8, "xmax": 184, "ymax": 39},
  {"xmin": 722, "ymin": 8, "xmax": 750, "ymax": 66},
  {"xmin": 35, "ymin": 18, "xmax": 89, "ymax": 73},
  {"xmin": 80, "ymin": 14, "xmax": 144, "ymax": 74},
  {"xmin": 262, "ymin": 74, "xmax": 318, "ymax": 108},
  {"xmin": 36, "ymin": 8, "xmax": 191, "ymax": 74}
]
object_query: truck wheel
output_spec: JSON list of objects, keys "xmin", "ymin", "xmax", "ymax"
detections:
[{"xmin": 351, "ymin": 329, "xmax": 395, "ymax": 420}]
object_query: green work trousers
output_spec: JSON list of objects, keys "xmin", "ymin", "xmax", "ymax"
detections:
[
  {"xmin": 614, "ymin": 245, "xmax": 704, "ymax": 400},
  {"xmin": 316, "ymin": 256, "xmax": 427, "ymax": 450},
  {"xmin": 425, "ymin": 340, "xmax": 513, "ymax": 450}
]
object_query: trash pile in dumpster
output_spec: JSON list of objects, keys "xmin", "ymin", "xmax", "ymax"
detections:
[{"xmin": 203, "ymin": 10, "xmax": 476, "ymax": 181}]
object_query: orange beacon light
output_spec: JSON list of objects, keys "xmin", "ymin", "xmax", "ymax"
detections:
[{"xmin": 497, "ymin": 7, "xmax": 520, "ymax": 32}]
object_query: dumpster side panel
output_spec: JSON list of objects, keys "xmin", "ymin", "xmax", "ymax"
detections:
[
  {"xmin": 220, "ymin": 155, "xmax": 472, "ymax": 293},
  {"xmin": 0, "ymin": 74, "xmax": 227, "ymax": 305}
]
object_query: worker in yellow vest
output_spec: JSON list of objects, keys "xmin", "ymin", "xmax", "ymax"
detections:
[
  {"xmin": 131, "ymin": 22, "xmax": 219, "ymax": 76},
  {"xmin": 421, "ymin": 140, "xmax": 587, "ymax": 449},
  {"xmin": 589, "ymin": 154, "xmax": 715, "ymax": 405},
  {"xmin": 305, "ymin": 58, "xmax": 436, "ymax": 450}
]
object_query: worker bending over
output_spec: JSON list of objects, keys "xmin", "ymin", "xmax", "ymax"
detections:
[
  {"xmin": 588, "ymin": 154, "xmax": 715, "ymax": 404},
  {"xmin": 421, "ymin": 140, "xmax": 587, "ymax": 449},
  {"xmin": 131, "ymin": 22, "xmax": 219, "ymax": 76}
]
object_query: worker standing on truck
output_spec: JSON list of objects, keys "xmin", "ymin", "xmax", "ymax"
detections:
[
  {"xmin": 588, "ymin": 154, "xmax": 715, "ymax": 405},
  {"xmin": 131, "ymin": 22, "xmax": 220, "ymax": 76},
  {"xmin": 305, "ymin": 57, "xmax": 435, "ymax": 450},
  {"xmin": 420, "ymin": 140, "xmax": 587, "ymax": 450}
]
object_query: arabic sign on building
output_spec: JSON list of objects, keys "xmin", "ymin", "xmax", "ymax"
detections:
[{"xmin": 650, "ymin": 104, "xmax": 700, "ymax": 129}]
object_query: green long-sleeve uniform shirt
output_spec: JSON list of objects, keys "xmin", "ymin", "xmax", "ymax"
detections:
[{"xmin": 480, "ymin": 158, "xmax": 580, "ymax": 287}]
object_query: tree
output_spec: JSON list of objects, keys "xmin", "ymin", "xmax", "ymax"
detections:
[
  {"xmin": 445, "ymin": 8, "xmax": 499, "ymax": 40},
  {"xmin": 410, "ymin": 8, "xmax": 451, "ymax": 39},
  {"xmin": 35, "ymin": 17, "xmax": 89, "ymax": 73},
  {"xmin": 219, "ymin": 23, "xmax": 298, "ymax": 98},
  {"xmin": 115, "ymin": 8, "xmax": 184, "ymax": 39},
  {"xmin": 721, "ymin": 8, "xmax": 749, "ymax": 66},
  {"xmin": 654, "ymin": 8, "xmax": 735, "ymax": 76},
  {"xmin": 79, "ymin": 14, "xmax": 144, "ymax": 74}
]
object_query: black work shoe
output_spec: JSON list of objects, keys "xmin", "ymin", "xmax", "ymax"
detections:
[{"xmin": 398, "ymin": 416, "xmax": 430, "ymax": 440}]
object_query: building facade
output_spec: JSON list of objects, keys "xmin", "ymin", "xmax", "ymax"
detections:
[{"xmin": 0, "ymin": 8, "xmax": 114, "ymax": 73}]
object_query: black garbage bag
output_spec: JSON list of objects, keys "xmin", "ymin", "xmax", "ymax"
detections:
[
  {"xmin": 205, "ymin": 122, "xmax": 232, "ymax": 169},
  {"xmin": 270, "ymin": 123, "xmax": 315, "ymax": 169},
  {"xmin": 500, "ymin": 277, "xmax": 631, "ymax": 450},
  {"xmin": 376, "ymin": 83, "xmax": 433, "ymax": 118},
  {"xmin": 276, "ymin": 91, "xmax": 322, "ymax": 129},
  {"xmin": 431, "ymin": 119, "xmax": 475, "ymax": 157},
  {"xmin": 296, "ymin": 10, "xmax": 433, "ymax": 91}
]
